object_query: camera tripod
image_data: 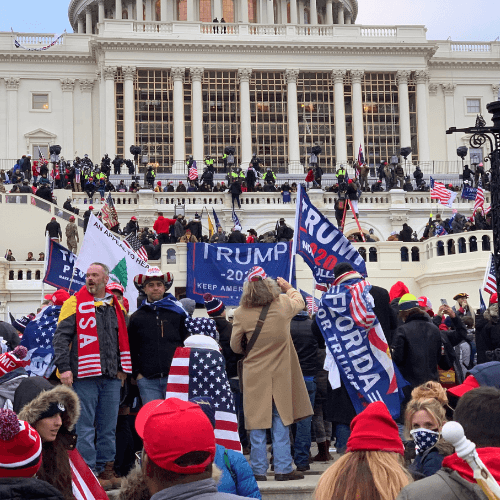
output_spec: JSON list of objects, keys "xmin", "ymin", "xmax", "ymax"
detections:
[{"xmin": 340, "ymin": 199, "xmax": 366, "ymax": 242}]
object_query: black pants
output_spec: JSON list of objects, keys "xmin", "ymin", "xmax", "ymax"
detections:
[
  {"xmin": 158, "ymin": 233, "xmax": 170, "ymax": 246},
  {"xmin": 232, "ymin": 194, "xmax": 241, "ymax": 209}
]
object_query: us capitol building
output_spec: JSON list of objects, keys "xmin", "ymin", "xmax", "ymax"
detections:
[{"xmin": 1, "ymin": 0, "xmax": 500, "ymax": 316}]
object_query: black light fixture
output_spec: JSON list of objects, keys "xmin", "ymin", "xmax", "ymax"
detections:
[
  {"xmin": 457, "ymin": 146, "xmax": 468, "ymax": 159},
  {"xmin": 400, "ymin": 147, "xmax": 412, "ymax": 160}
]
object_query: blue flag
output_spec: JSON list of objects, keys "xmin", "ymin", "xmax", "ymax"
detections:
[
  {"xmin": 232, "ymin": 209, "xmax": 241, "ymax": 229},
  {"xmin": 186, "ymin": 242, "xmax": 295, "ymax": 306},
  {"xmin": 212, "ymin": 208, "xmax": 222, "ymax": 231},
  {"xmin": 43, "ymin": 240, "xmax": 86, "ymax": 293},
  {"xmin": 479, "ymin": 289, "xmax": 486, "ymax": 313},
  {"xmin": 293, "ymin": 184, "xmax": 366, "ymax": 284},
  {"xmin": 20, "ymin": 305, "xmax": 61, "ymax": 377},
  {"xmin": 316, "ymin": 278, "xmax": 406, "ymax": 419},
  {"xmin": 461, "ymin": 186, "xmax": 477, "ymax": 201}
]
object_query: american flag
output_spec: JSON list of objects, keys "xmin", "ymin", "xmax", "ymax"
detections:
[
  {"xmin": 474, "ymin": 178, "xmax": 485, "ymax": 213},
  {"xmin": 166, "ymin": 347, "xmax": 241, "ymax": 452},
  {"xmin": 347, "ymin": 280, "xmax": 377, "ymax": 330},
  {"xmin": 299, "ymin": 289, "xmax": 319, "ymax": 315},
  {"xmin": 483, "ymin": 253, "xmax": 497, "ymax": 295},
  {"xmin": 68, "ymin": 449, "xmax": 108, "ymax": 500},
  {"xmin": 188, "ymin": 161, "xmax": 198, "ymax": 181},
  {"xmin": 101, "ymin": 192, "xmax": 119, "ymax": 229},
  {"xmin": 430, "ymin": 177, "xmax": 457, "ymax": 208},
  {"xmin": 124, "ymin": 232, "xmax": 149, "ymax": 262},
  {"xmin": 357, "ymin": 144, "xmax": 364, "ymax": 166}
]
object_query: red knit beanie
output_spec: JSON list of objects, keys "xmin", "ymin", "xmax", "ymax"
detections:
[
  {"xmin": 346, "ymin": 402, "xmax": 404, "ymax": 455},
  {"xmin": 0, "ymin": 409, "xmax": 42, "ymax": 477}
]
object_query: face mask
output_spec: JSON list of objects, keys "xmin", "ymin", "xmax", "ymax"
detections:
[{"xmin": 410, "ymin": 428, "xmax": 440, "ymax": 455}]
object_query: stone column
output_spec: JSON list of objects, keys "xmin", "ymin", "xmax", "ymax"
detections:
[
  {"xmin": 286, "ymin": 69, "xmax": 301, "ymax": 173},
  {"xmin": 397, "ymin": 70, "xmax": 412, "ymax": 161},
  {"xmin": 289, "ymin": 0, "xmax": 297, "ymax": 23},
  {"xmin": 160, "ymin": 0, "xmax": 167, "ymax": 20},
  {"xmin": 85, "ymin": 8, "xmax": 93, "ymax": 33},
  {"xmin": 60, "ymin": 79, "xmax": 76, "ymax": 159},
  {"xmin": 77, "ymin": 80, "xmax": 95, "ymax": 158},
  {"xmin": 145, "ymin": 0, "xmax": 152, "ymax": 20},
  {"xmin": 309, "ymin": 0, "xmax": 317, "ymax": 24},
  {"xmin": 442, "ymin": 83, "xmax": 457, "ymax": 162},
  {"xmin": 171, "ymin": 68, "xmax": 185, "ymax": 173},
  {"xmin": 123, "ymin": 67, "xmax": 136, "ymax": 160},
  {"xmin": 351, "ymin": 70, "xmax": 364, "ymax": 164},
  {"xmin": 127, "ymin": 1, "xmax": 134, "ymax": 19},
  {"xmin": 115, "ymin": 0, "xmax": 122, "ymax": 18},
  {"xmin": 325, "ymin": 0, "xmax": 333, "ymax": 24},
  {"xmin": 238, "ymin": 69, "xmax": 252, "ymax": 169},
  {"xmin": 240, "ymin": 0, "xmax": 249, "ymax": 23},
  {"xmin": 187, "ymin": 0, "xmax": 194, "ymax": 20},
  {"xmin": 98, "ymin": 0, "xmax": 105, "ymax": 23},
  {"xmin": 190, "ymin": 68, "xmax": 204, "ymax": 164},
  {"xmin": 4, "ymin": 78, "xmax": 20, "ymax": 159},
  {"xmin": 104, "ymin": 67, "xmax": 117, "ymax": 156},
  {"xmin": 77, "ymin": 17, "xmax": 84, "ymax": 33},
  {"xmin": 267, "ymin": 0, "xmax": 274, "ymax": 24},
  {"xmin": 337, "ymin": 4, "xmax": 344, "ymax": 24},
  {"xmin": 298, "ymin": 0, "xmax": 304, "ymax": 24},
  {"xmin": 415, "ymin": 70, "xmax": 430, "ymax": 164},
  {"xmin": 136, "ymin": 0, "xmax": 143, "ymax": 20},
  {"xmin": 345, "ymin": 12, "xmax": 351, "ymax": 23},
  {"xmin": 332, "ymin": 69, "xmax": 347, "ymax": 166}
]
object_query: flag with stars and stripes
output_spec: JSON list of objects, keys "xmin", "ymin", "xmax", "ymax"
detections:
[
  {"xmin": 474, "ymin": 178, "xmax": 485, "ymax": 213},
  {"xmin": 188, "ymin": 161, "xmax": 198, "ymax": 181},
  {"xmin": 430, "ymin": 177, "xmax": 457, "ymax": 208},
  {"xmin": 20, "ymin": 305, "xmax": 61, "ymax": 377},
  {"xmin": 299, "ymin": 289, "xmax": 320, "ymax": 315},
  {"xmin": 124, "ymin": 232, "xmax": 149, "ymax": 262},
  {"xmin": 101, "ymin": 192, "xmax": 119, "ymax": 229},
  {"xmin": 165, "ymin": 347, "xmax": 241, "ymax": 452},
  {"xmin": 231, "ymin": 209, "xmax": 241, "ymax": 229},
  {"xmin": 483, "ymin": 253, "xmax": 497, "ymax": 295}
]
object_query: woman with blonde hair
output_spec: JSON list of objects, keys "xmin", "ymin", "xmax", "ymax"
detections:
[
  {"xmin": 404, "ymin": 397, "xmax": 454, "ymax": 479},
  {"xmin": 231, "ymin": 267, "xmax": 313, "ymax": 482},
  {"xmin": 315, "ymin": 402, "xmax": 411, "ymax": 500},
  {"xmin": 410, "ymin": 380, "xmax": 448, "ymax": 407}
]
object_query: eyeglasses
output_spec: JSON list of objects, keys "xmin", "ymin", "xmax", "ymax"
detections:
[{"xmin": 135, "ymin": 451, "xmax": 142, "ymax": 467}]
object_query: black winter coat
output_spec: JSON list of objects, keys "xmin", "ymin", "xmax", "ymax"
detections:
[
  {"xmin": 214, "ymin": 316, "xmax": 241, "ymax": 378},
  {"xmin": 228, "ymin": 230, "xmax": 246, "ymax": 243},
  {"xmin": 391, "ymin": 313, "xmax": 442, "ymax": 390},
  {"xmin": 475, "ymin": 304, "xmax": 500, "ymax": 364},
  {"xmin": 346, "ymin": 184, "xmax": 358, "ymax": 200},
  {"xmin": 128, "ymin": 305, "xmax": 189, "ymax": 378},
  {"xmin": 229, "ymin": 182, "xmax": 242, "ymax": 195},
  {"xmin": 0, "ymin": 478, "xmax": 64, "ymax": 500},
  {"xmin": 290, "ymin": 315, "xmax": 319, "ymax": 377},
  {"xmin": 0, "ymin": 321, "xmax": 21, "ymax": 350},
  {"xmin": 370, "ymin": 285, "xmax": 398, "ymax": 347}
]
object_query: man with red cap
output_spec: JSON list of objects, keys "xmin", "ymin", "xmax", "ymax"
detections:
[
  {"xmin": 83, "ymin": 205, "xmax": 94, "ymax": 233},
  {"xmin": 123, "ymin": 216, "xmax": 140, "ymax": 237},
  {"xmin": 0, "ymin": 408, "xmax": 65, "ymax": 499},
  {"xmin": 135, "ymin": 398, "xmax": 250, "ymax": 500},
  {"xmin": 153, "ymin": 212, "xmax": 177, "ymax": 246}
]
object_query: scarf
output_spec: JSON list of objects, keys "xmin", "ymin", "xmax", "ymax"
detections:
[
  {"xmin": 410, "ymin": 428, "xmax": 440, "ymax": 455},
  {"xmin": 141, "ymin": 294, "xmax": 188, "ymax": 317},
  {"xmin": 442, "ymin": 448, "xmax": 500, "ymax": 484},
  {"xmin": 75, "ymin": 286, "xmax": 131, "ymax": 379}
]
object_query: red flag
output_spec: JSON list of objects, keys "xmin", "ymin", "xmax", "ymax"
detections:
[{"xmin": 68, "ymin": 449, "xmax": 108, "ymax": 500}]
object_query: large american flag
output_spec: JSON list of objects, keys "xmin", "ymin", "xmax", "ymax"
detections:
[
  {"xmin": 188, "ymin": 161, "xmax": 198, "ymax": 181},
  {"xmin": 474, "ymin": 179, "xmax": 485, "ymax": 213},
  {"xmin": 101, "ymin": 192, "xmax": 119, "ymax": 229},
  {"xmin": 123, "ymin": 232, "xmax": 149, "ymax": 262},
  {"xmin": 357, "ymin": 144, "xmax": 364, "ymax": 166},
  {"xmin": 166, "ymin": 347, "xmax": 241, "ymax": 452},
  {"xmin": 483, "ymin": 253, "xmax": 497, "ymax": 295},
  {"xmin": 430, "ymin": 177, "xmax": 457, "ymax": 208}
]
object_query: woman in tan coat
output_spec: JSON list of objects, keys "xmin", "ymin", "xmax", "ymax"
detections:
[{"xmin": 231, "ymin": 268, "xmax": 313, "ymax": 482}]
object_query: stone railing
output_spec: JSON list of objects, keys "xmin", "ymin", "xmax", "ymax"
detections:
[
  {"xmin": 3, "ymin": 261, "xmax": 45, "ymax": 289},
  {"xmin": 451, "ymin": 42, "xmax": 491, "ymax": 52},
  {"xmin": 360, "ymin": 27, "xmax": 396, "ymax": 37}
]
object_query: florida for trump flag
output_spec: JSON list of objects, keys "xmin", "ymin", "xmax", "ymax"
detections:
[
  {"xmin": 165, "ymin": 347, "xmax": 241, "ymax": 452},
  {"xmin": 316, "ymin": 278, "xmax": 406, "ymax": 418}
]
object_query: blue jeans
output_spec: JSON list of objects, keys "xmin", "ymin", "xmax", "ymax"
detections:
[
  {"xmin": 334, "ymin": 424, "xmax": 351, "ymax": 452},
  {"xmin": 229, "ymin": 378, "xmax": 249, "ymax": 448},
  {"xmin": 137, "ymin": 376, "xmax": 168, "ymax": 404},
  {"xmin": 73, "ymin": 377, "xmax": 121, "ymax": 473},
  {"xmin": 250, "ymin": 402, "xmax": 292, "ymax": 475},
  {"xmin": 294, "ymin": 378, "xmax": 316, "ymax": 467}
]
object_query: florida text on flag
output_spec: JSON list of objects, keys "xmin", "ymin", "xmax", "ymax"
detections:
[{"xmin": 293, "ymin": 184, "xmax": 366, "ymax": 284}]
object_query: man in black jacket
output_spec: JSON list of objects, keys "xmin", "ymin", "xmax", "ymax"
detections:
[
  {"xmin": 228, "ymin": 225, "xmax": 245, "ymax": 243},
  {"xmin": 45, "ymin": 217, "xmax": 62, "ymax": 243},
  {"xmin": 229, "ymin": 179, "xmax": 242, "ymax": 209},
  {"xmin": 128, "ymin": 269, "xmax": 189, "ymax": 404}
]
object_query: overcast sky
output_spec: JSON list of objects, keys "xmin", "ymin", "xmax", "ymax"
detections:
[{"xmin": 0, "ymin": 0, "xmax": 498, "ymax": 41}]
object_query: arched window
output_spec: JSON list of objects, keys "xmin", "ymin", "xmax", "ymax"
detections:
[
  {"xmin": 437, "ymin": 241, "xmax": 445, "ymax": 256},
  {"xmin": 447, "ymin": 239, "xmax": 456, "ymax": 255},
  {"xmin": 400, "ymin": 246, "xmax": 409, "ymax": 262},
  {"xmin": 469, "ymin": 236, "xmax": 478, "ymax": 252},
  {"xmin": 369, "ymin": 247, "xmax": 377, "ymax": 262},
  {"xmin": 358, "ymin": 247, "xmax": 366, "ymax": 261},
  {"xmin": 122, "ymin": 8, "xmax": 129, "ymax": 19},
  {"xmin": 482, "ymin": 235, "xmax": 491, "ymax": 251},
  {"xmin": 411, "ymin": 247, "xmax": 420, "ymax": 262},
  {"xmin": 35, "ymin": 270, "xmax": 41, "ymax": 280},
  {"xmin": 458, "ymin": 237, "xmax": 467, "ymax": 254},
  {"xmin": 167, "ymin": 248, "xmax": 177, "ymax": 264},
  {"xmin": 17, "ymin": 270, "xmax": 23, "ymax": 280}
]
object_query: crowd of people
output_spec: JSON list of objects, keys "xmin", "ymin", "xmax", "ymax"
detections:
[{"xmin": 0, "ymin": 257, "xmax": 499, "ymax": 500}]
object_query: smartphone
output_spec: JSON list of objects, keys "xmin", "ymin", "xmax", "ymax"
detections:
[{"xmin": 440, "ymin": 299, "xmax": 448, "ymax": 306}]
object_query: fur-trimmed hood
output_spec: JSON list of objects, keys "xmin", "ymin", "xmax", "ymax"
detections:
[{"xmin": 13, "ymin": 377, "xmax": 80, "ymax": 431}]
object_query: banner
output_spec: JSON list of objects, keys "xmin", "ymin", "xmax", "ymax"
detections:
[
  {"xmin": 293, "ymin": 184, "xmax": 366, "ymax": 284},
  {"xmin": 75, "ymin": 215, "xmax": 150, "ymax": 312},
  {"xmin": 317, "ymin": 279, "xmax": 406, "ymax": 419},
  {"xmin": 461, "ymin": 186, "xmax": 477, "ymax": 200},
  {"xmin": 43, "ymin": 240, "xmax": 86, "ymax": 293},
  {"xmin": 186, "ymin": 242, "xmax": 294, "ymax": 306}
]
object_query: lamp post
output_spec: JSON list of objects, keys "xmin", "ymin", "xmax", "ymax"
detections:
[{"xmin": 447, "ymin": 100, "xmax": 500, "ymax": 286}]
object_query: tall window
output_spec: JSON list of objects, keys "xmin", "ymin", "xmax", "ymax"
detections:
[
  {"xmin": 408, "ymin": 76, "xmax": 419, "ymax": 162},
  {"xmin": 222, "ymin": 0, "xmax": 234, "ymax": 21},
  {"xmin": 297, "ymin": 72, "xmax": 335, "ymax": 168},
  {"xmin": 116, "ymin": 69, "xmax": 124, "ymax": 158},
  {"xmin": 248, "ymin": 0, "xmax": 257, "ymax": 22},
  {"xmin": 134, "ymin": 70, "xmax": 174, "ymax": 166},
  {"xmin": 200, "ymin": 0, "xmax": 212, "ymax": 22},
  {"xmin": 202, "ymin": 71, "xmax": 240, "ymax": 160},
  {"xmin": 344, "ymin": 74, "xmax": 353, "ymax": 162},
  {"xmin": 250, "ymin": 72, "xmax": 288, "ymax": 168},
  {"xmin": 362, "ymin": 73, "xmax": 400, "ymax": 166},
  {"xmin": 177, "ymin": 0, "xmax": 187, "ymax": 20}
]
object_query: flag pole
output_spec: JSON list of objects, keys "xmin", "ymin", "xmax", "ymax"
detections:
[
  {"xmin": 289, "ymin": 184, "xmax": 301, "ymax": 283},
  {"xmin": 41, "ymin": 232, "xmax": 50, "ymax": 302}
]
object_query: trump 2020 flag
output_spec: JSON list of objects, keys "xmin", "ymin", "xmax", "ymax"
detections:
[
  {"xmin": 166, "ymin": 346, "xmax": 241, "ymax": 452},
  {"xmin": 76, "ymin": 214, "xmax": 150, "ymax": 313},
  {"xmin": 293, "ymin": 184, "xmax": 366, "ymax": 285},
  {"xmin": 316, "ymin": 278, "xmax": 406, "ymax": 419}
]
